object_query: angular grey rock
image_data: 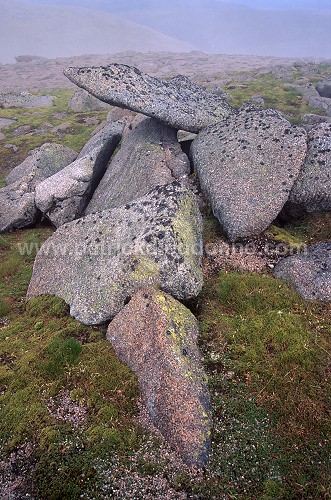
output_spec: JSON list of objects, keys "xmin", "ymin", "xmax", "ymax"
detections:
[
  {"xmin": 85, "ymin": 117, "xmax": 190, "ymax": 214},
  {"xmin": 77, "ymin": 120, "xmax": 123, "ymax": 159},
  {"xmin": 68, "ymin": 89, "xmax": 111, "ymax": 112},
  {"xmin": 0, "ymin": 91, "xmax": 54, "ymax": 109},
  {"xmin": 27, "ymin": 182, "xmax": 203, "ymax": 325},
  {"xmin": 0, "ymin": 118, "xmax": 15, "ymax": 130},
  {"xmin": 5, "ymin": 143, "xmax": 77, "ymax": 188},
  {"xmin": 35, "ymin": 121, "xmax": 124, "ymax": 227},
  {"xmin": 0, "ymin": 143, "xmax": 77, "ymax": 233},
  {"xmin": 285, "ymin": 123, "xmax": 331, "ymax": 216},
  {"xmin": 191, "ymin": 108, "xmax": 307, "ymax": 241},
  {"xmin": 274, "ymin": 243, "xmax": 331, "ymax": 301},
  {"xmin": 107, "ymin": 288, "xmax": 211, "ymax": 467},
  {"xmin": 301, "ymin": 114, "xmax": 331, "ymax": 126},
  {"xmin": 63, "ymin": 64, "xmax": 232, "ymax": 133},
  {"xmin": 0, "ymin": 184, "xmax": 36, "ymax": 233},
  {"xmin": 315, "ymin": 79, "xmax": 331, "ymax": 99}
]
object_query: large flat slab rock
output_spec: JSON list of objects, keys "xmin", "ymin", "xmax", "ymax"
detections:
[
  {"xmin": 274, "ymin": 242, "xmax": 331, "ymax": 301},
  {"xmin": 27, "ymin": 182, "xmax": 203, "ymax": 325},
  {"xmin": 63, "ymin": 64, "xmax": 232, "ymax": 133},
  {"xmin": 5, "ymin": 142, "xmax": 77, "ymax": 189},
  {"xmin": 191, "ymin": 108, "xmax": 307, "ymax": 241},
  {"xmin": 107, "ymin": 288, "xmax": 211, "ymax": 467},
  {"xmin": 85, "ymin": 117, "xmax": 190, "ymax": 214},
  {"xmin": 35, "ymin": 121, "xmax": 124, "ymax": 227},
  {"xmin": 285, "ymin": 123, "xmax": 331, "ymax": 216}
]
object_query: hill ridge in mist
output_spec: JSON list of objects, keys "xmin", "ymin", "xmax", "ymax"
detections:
[{"xmin": 0, "ymin": 0, "xmax": 195, "ymax": 64}]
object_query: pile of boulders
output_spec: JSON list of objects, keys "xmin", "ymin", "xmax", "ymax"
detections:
[{"xmin": 1, "ymin": 63, "xmax": 330, "ymax": 466}]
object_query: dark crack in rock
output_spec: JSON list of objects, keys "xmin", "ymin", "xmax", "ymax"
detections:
[
  {"xmin": 85, "ymin": 117, "xmax": 190, "ymax": 214},
  {"xmin": 35, "ymin": 121, "xmax": 124, "ymax": 227}
]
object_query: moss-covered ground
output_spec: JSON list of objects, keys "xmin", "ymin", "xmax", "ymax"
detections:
[
  {"xmin": 224, "ymin": 73, "xmax": 326, "ymax": 124},
  {"xmin": 1, "ymin": 217, "xmax": 330, "ymax": 498},
  {"xmin": 0, "ymin": 89, "xmax": 108, "ymax": 179},
  {"xmin": 0, "ymin": 82, "xmax": 330, "ymax": 498}
]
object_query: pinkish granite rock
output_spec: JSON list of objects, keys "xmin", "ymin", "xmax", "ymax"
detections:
[{"xmin": 107, "ymin": 288, "xmax": 211, "ymax": 467}]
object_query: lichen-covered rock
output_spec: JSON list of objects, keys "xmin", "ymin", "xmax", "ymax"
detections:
[
  {"xmin": 63, "ymin": 64, "xmax": 232, "ymax": 133},
  {"xmin": 285, "ymin": 123, "xmax": 331, "ymax": 215},
  {"xmin": 85, "ymin": 117, "xmax": 190, "ymax": 214},
  {"xmin": 5, "ymin": 143, "xmax": 77, "ymax": 188},
  {"xmin": 77, "ymin": 120, "xmax": 124, "ymax": 159},
  {"xmin": 35, "ymin": 121, "xmax": 124, "ymax": 227},
  {"xmin": 191, "ymin": 108, "xmax": 307, "ymax": 241},
  {"xmin": 27, "ymin": 182, "xmax": 203, "ymax": 325},
  {"xmin": 0, "ymin": 184, "xmax": 36, "ymax": 232},
  {"xmin": 274, "ymin": 242, "xmax": 331, "ymax": 301},
  {"xmin": 0, "ymin": 91, "xmax": 54, "ymax": 108},
  {"xmin": 315, "ymin": 79, "xmax": 331, "ymax": 99},
  {"xmin": 0, "ymin": 143, "xmax": 77, "ymax": 232},
  {"xmin": 68, "ymin": 89, "xmax": 111, "ymax": 112},
  {"xmin": 107, "ymin": 288, "xmax": 211, "ymax": 467}
]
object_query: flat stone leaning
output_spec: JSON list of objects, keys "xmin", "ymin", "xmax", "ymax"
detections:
[
  {"xmin": 107, "ymin": 288, "xmax": 211, "ymax": 467},
  {"xmin": 191, "ymin": 108, "xmax": 307, "ymax": 241},
  {"xmin": 27, "ymin": 182, "xmax": 203, "ymax": 325},
  {"xmin": 35, "ymin": 121, "xmax": 124, "ymax": 227},
  {"xmin": 63, "ymin": 64, "xmax": 232, "ymax": 133},
  {"xmin": 85, "ymin": 117, "xmax": 190, "ymax": 214}
]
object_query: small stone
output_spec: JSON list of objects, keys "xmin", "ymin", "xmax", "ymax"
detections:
[
  {"xmin": 274, "ymin": 242, "xmax": 331, "ymax": 301},
  {"xmin": 35, "ymin": 121, "xmax": 124, "ymax": 227}
]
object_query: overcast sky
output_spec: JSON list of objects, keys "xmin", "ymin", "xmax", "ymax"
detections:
[
  {"xmin": 2, "ymin": 0, "xmax": 330, "ymax": 62},
  {"xmin": 19, "ymin": 0, "xmax": 331, "ymax": 10}
]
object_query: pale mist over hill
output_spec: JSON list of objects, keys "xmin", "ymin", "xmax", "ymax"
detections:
[
  {"xmin": 0, "ymin": 0, "xmax": 331, "ymax": 64},
  {"xmin": 0, "ymin": 0, "xmax": 195, "ymax": 64}
]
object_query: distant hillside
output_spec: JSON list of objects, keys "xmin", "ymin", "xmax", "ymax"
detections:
[
  {"xmin": 0, "ymin": 0, "xmax": 195, "ymax": 64},
  {"xmin": 19, "ymin": 0, "xmax": 331, "ymax": 58},
  {"xmin": 115, "ymin": 0, "xmax": 331, "ymax": 58}
]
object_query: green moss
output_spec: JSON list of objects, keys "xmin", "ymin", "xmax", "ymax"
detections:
[
  {"xmin": 172, "ymin": 194, "xmax": 202, "ymax": 273},
  {"xmin": 0, "ymin": 227, "xmax": 144, "ymax": 497},
  {"xmin": 282, "ymin": 212, "xmax": 331, "ymax": 244},
  {"xmin": 199, "ymin": 270, "xmax": 331, "ymax": 498},
  {"xmin": 263, "ymin": 225, "xmax": 306, "ymax": 250},
  {"xmin": 0, "ymin": 88, "xmax": 108, "ymax": 177},
  {"xmin": 224, "ymin": 72, "xmax": 326, "ymax": 124},
  {"xmin": 0, "ymin": 297, "xmax": 10, "ymax": 317},
  {"xmin": 27, "ymin": 295, "xmax": 69, "ymax": 318}
]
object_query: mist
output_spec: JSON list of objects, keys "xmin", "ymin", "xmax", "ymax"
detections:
[{"xmin": 1, "ymin": 0, "xmax": 330, "ymax": 64}]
